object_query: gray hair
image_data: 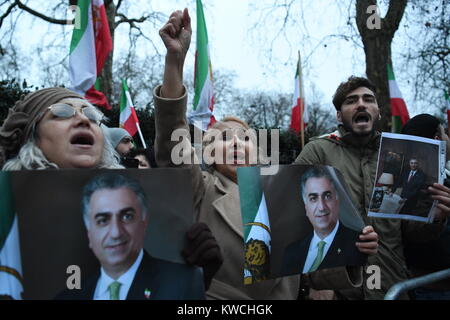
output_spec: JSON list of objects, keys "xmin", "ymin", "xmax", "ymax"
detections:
[
  {"xmin": 300, "ymin": 166, "xmax": 339, "ymax": 203},
  {"xmin": 2, "ymin": 130, "xmax": 123, "ymax": 170},
  {"xmin": 81, "ymin": 173, "xmax": 149, "ymax": 227}
]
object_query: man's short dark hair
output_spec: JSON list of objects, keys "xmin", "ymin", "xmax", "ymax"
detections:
[
  {"xmin": 300, "ymin": 166, "xmax": 338, "ymax": 202},
  {"xmin": 129, "ymin": 147, "xmax": 157, "ymax": 168},
  {"xmin": 81, "ymin": 173, "xmax": 149, "ymax": 226},
  {"xmin": 401, "ymin": 114, "xmax": 441, "ymax": 139},
  {"xmin": 332, "ymin": 76, "xmax": 377, "ymax": 111}
]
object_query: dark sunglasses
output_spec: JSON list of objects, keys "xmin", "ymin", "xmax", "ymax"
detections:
[{"xmin": 45, "ymin": 103, "xmax": 104, "ymax": 124}]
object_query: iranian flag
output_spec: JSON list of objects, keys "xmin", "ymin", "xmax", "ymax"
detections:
[
  {"xmin": 290, "ymin": 51, "xmax": 308, "ymax": 133},
  {"xmin": 0, "ymin": 172, "xmax": 23, "ymax": 300},
  {"xmin": 69, "ymin": 0, "xmax": 112, "ymax": 110},
  {"xmin": 238, "ymin": 167, "xmax": 271, "ymax": 285},
  {"xmin": 388, "ymin": 64, "xmax": 409, "ymax": 133},
  {"xmin": 188, "ymin": 0, "xmax": 216, "ymax": 131},
  {"xmin": 119, "ymin": 80, "xmax": 146, "ymax": 148}
]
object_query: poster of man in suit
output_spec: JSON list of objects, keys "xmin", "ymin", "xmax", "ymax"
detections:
[
  {"xmin": 7, "ymin": 169, "xmax": 205, "ymax": 300},
  {"xmin": 392, "ymin": 157, "xmax": 426, "ymax": 214},
  {"xmin": 238, "ymin": 165, "xmax": 367, "ymax": 279},
  {"xmin": 368, "ymin": 132, "xmax": 445, "ymax": 222},
  {"xmin": 280, "ymin": 166, "xmax": 366, "ymax": 276}
]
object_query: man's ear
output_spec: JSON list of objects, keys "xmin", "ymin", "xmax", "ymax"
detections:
[{"xmin": 336, "ymin": 111, "xmax": 342, "ymax": 123}]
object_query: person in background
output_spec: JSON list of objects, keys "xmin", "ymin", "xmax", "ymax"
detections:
[
  {"xmin": 129, "ymin": 148, "xmax": 157, "ymax": 169},
  {"xmin": 105, "ymin": 127, "xmax": 134, "ymax": 157},
  {"xmin": 401, "ymin": 114, "xmax": 450, "ymax": 300}
]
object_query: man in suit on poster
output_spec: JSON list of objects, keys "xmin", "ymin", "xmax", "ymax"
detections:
[
  {"xmin": 392, "ymin": 157, "xmax": 426, "ymax": 215},
  {"xmin": 282, "ymin": 167, "xmax": 366, "ymax": 276},
  {"xmin": 57, "ymin": 173, "xmax": 204, "ymax": 300}
]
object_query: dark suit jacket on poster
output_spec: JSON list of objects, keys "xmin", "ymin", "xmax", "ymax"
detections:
[
  {"xmin": 281, "ymin": 223, "xmax": 367, "ymax": 276},
  {"xmin": 395, "ymin": 169, "xmax": 426, "ymax": 200},
  {"xmin": 394, "ymin": 169, "xmax": 426, "ymax": 214},
  {"xmin": 56, "ymin": 251, "xmax": 205, "ymax": 300}
]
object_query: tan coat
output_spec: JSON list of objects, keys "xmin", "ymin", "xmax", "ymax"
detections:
[{"xmin": 153, "ymin": 86, "xmax": 362, "ymax": 299}]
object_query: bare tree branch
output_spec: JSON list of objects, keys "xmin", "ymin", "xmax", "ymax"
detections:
[
  {"xmin": 15, "ymin": 0, "xmax": 68, "ymax": 25},
  {"xmin": 116, "ymin": 0, "xmax": 123, "ymax": 12},
  {"xmin": 115, "ymin": 13, "xmax": 151, "ymax": 28},
  {"xmin": 0, "ymin": 1, "xmax": 17, "ymax": 29}
]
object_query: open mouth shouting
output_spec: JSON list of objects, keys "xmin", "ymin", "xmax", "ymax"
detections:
[
  {"xmin": 353, "ymin": 112, "xmax": 372, "ymax": 126},
  {"xmin": 70, "ymin": 131, "xmax": 95, "ymax": 149}
]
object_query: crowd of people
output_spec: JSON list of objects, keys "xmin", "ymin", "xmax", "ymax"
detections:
[{"xmin": 0, "ymin": 8, "xmax": 448, "ymax": 300}]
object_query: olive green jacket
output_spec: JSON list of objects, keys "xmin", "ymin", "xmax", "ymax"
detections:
[{"xmin": 295, "ymin": 125, "xmax": 444, "ymax": 300}]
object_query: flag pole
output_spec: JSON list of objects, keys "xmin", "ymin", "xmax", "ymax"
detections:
[
  {"xmin": 445, "ymin": 90, "xmax": 450, "ymax": 137},
  {"xmin": 124, "ymin": 90, "xmax": 147, "ymax": 149},
  {"xmin": 298, "ymin": 50, "xmax": 305, "ymax": 148}
]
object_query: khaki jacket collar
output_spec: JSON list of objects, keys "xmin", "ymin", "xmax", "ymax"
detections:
[{"xmin": 322, "ymin": 125, "xmax": 380, "ymax": 150}]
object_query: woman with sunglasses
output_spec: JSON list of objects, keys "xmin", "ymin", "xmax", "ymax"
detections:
[{"xmin": 0, "ymin": 88, "xmax": 121, "ymax": 170}]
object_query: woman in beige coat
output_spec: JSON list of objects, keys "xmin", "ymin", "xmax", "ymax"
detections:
[{"xmin": 155, "ymin": 9, "xmax": 377, "ymax": 299}]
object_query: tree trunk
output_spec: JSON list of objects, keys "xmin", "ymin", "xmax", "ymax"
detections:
[
  {"xmin": 361, "ymin": 33, "xmax": 393, "ymax": 131},
  {"xmin": 356, "ymin": 0, "xmax": 407, "ymax": 132}
]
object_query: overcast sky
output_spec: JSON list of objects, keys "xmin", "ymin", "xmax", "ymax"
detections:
[{"xmin": 1, "ymin": 0, "xmax": 429, "ymax": 118}]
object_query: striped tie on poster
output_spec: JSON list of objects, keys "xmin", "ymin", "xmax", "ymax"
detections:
[
  {"xmin": 0, "ymin": 172, "xmax": 23, "ymax": 300},
  {"xmin": 238, "ymin": 167, "xmax": 271, "ymax": 284}
]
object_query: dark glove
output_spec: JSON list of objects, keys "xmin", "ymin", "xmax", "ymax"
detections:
[{"xmin": 182, "ymin": 222, "xmax": 223, "ymax": 290}]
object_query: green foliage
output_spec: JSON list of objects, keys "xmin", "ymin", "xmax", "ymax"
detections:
[
  {"xmin": 278, "ymin": 129, "xmax": 304, "ymax": 164},
  {"xmin": 0, "ymin": 79, "xmax": 34, "ymax": 126}
]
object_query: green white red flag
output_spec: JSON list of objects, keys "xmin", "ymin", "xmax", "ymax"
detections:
[
  {"xmin": 388, "ymin": 64, "xmax": 409, "ymax": 133},
  {"xmin": 119, "ymin": 80, "xmax": 146, "ymax": 148},
  {"xmin": 0, "ymin": 172, "xmax": 23, "ymax": 300},
  {"xmin": 290, "ymin": 52, "xmax": 308, "ymax": 133},
  {"xmin": 69, "ymin": 0, "xmax": 112, "ymax": 110},
  {"xmin": 238, "ymin": 167, "xmax": 271, "ymax": 285},
  {"xmin": 188, "ymin": 0, "xmax": 216, "ymax": 131}
]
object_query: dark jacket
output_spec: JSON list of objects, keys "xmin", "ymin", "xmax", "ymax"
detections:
[
  {"xmin": 281, "ymin": 223, "xmax": 367, "ymax": 276},
  {"xmin": 55, "ymin": 251, "xmax": 205, "ymax": 300}
]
